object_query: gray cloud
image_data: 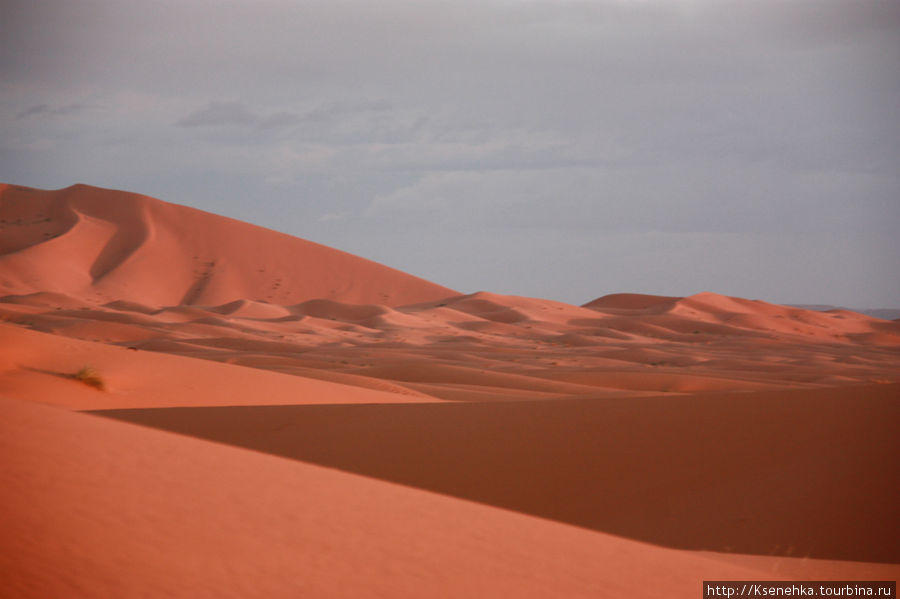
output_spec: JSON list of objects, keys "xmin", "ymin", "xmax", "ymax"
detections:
[
  {"xmin": 177, "ymin": 101, "xmax": 257, "ymax": 128},
  {"xmin": 16, "ymin": 102, "xmax": 92, "ymax": 119},
  {"xmin": 257, "ymin": 111, "xmax": 300, "ymax": 130},
  {"xmin": 302, "ymin": 100, "xmax": 393, "ymax": 124},
  {"xmin": 1, "ymin": 0, "xmax": 898, "ymax": 307}
]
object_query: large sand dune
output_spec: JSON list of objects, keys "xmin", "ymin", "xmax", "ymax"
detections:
[
  {"xmin": 0, "ymin": 395, "xmax": 823, "ymax": 599},
  {"xmin": 95, "ymin": 383, "xmax": 900, "ymax": 563},
  {"xmin": 0, "ymin": 183, "xmax": 456, "ymax": 307},
  {"xmin": 2, "ymin": 183, "xmax": 898, "ymax": 596}
]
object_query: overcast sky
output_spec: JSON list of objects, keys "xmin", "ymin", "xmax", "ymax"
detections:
[{"xmin": 2, "ymin": 0, "xmax": 898, "ymax": 307}]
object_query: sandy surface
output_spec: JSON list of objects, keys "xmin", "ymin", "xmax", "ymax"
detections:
[
  {"xmin": 0, "ymin": 183, "xmax": 455, "ymax": 306},
  {"xmin": 2, "ymin": 183, "xmax": 898, "ymax": 597}
]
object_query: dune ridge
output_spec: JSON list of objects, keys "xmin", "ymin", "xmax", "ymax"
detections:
[
  {"xmin": 0, "ymin": 183, "xmax": 456, "ymax": 307},
  {"xmin": 3, "ymin": 286, "xmax": 897, "ymax": 401}
]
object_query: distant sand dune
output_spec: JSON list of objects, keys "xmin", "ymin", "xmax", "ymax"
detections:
[
  {"xmin": 0, "ymin": 183, "xmax": 456, "ymax": 306},
  {"xmin": 3, "ymin": 284, "xmax": 897, "ymax": 398}
]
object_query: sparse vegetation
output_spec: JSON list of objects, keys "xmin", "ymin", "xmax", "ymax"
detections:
[{"xmin": 72, "ymin": 366, "xmax": 105, "ymax": 390}]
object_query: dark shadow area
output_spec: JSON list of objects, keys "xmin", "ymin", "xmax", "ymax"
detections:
[{"xmin": 93, "ymin": 384, "xmax": 900, "ymax": 563}]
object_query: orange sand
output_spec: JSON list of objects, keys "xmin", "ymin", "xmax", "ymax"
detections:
[{"xmin": 2, "ymin": 183, "xmax": 898, "ymax": 596}]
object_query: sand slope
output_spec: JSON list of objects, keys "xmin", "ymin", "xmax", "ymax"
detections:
[
  {"xmin": 2, "ymin": 395, "xmax": 793, "ymax": 599},
  {"xmin": 96, "ymin": 384, "xmax": 900, "ymax": 564},
  {"xmin": 0, "ymin": 183, "xmax": 456, "ymax": 307},
  {"xmin": 0, "ymin": 322, "xmax": 434, "ymax": 409}
]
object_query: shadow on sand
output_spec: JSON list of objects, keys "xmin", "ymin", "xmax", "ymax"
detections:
[{"xmin": 94, "ymin": 384, "xmax": 900, "ymax": 563}]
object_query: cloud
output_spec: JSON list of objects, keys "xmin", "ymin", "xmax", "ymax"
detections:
[
  {"xmin": 175, "ymin": 101, "xmax": 306, "ymax": 133},
  {"xmin": 2, "ymin": 0, "xmax": 898, "ymax": 306},
  {"xmin": 318, "ymin": 211, "xmax": 351, "ymax": 223},
  {"xmin": 257, "ymin": 112, "xmax": 300, "ymax": 130},
  {"xmin": 176, "ymin": 101, "xmax": 257, "ymax": 128},
  {"xmin": 16, "ymin": 103, "xmax": 91, "ymax": 119},
  {"xmin": 301, "ymin": 100, "xmax": 393, "ymax": 124}
]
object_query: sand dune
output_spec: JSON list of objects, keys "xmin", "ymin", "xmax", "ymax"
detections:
[
  {"xmin": 0, "ymin": 323, "xmax": 435, "ymax": 409},
  {"xmin": 2, "ymin": 182, "xmax": 899, "ymax": 596},
  {"xmin": 3, "ymin": 284, "xmax": 897, "ymax": 399},
  {"xmin": 586, "ymin": 291, "xmax": 900, "ymax": 342},
  {"xmin": 95, "ymin": 383, "xmax": 900, "ymax": 564},
  {"xmin": 0, "ymin": 183, "xmax": 456, "ymax": 307},
  {"xmin": 5, "ymin": 395, "xmax": 811, "ymax": 599}
]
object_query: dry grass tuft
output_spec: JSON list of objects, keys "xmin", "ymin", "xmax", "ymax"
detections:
[{"xmin": 72, "ymin": 366, "xmax": 105, "ymax": 391}]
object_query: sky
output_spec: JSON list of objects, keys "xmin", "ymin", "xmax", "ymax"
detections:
[{"xmin": 1, "ymin": 0, "xmax": 898, "ymax": 308}]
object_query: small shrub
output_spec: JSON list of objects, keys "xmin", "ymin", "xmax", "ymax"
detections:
[{"xmin": 72, "ymin": 366, "xmax": 105, "ymax": 390}]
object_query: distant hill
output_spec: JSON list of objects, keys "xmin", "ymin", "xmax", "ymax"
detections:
[
  {"xmin": 0, "ymin": 183, "xmax": 457, "ymax": 307},
  {"xmin": 790, "ymin": 305, "xmax": 900, "ymax": 321}
]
